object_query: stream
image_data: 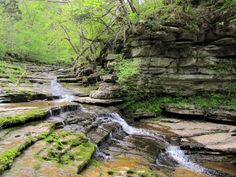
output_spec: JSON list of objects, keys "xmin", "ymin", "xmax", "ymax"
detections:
[
  {"xmin": 48, "ymin": 75, "xmax": 234, "ymax": 177},
  {"xmin": 1, "ymin": 73, "xmax": 235, "ymax": 177}
]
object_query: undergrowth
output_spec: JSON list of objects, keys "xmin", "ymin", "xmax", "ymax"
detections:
[
  {"xmin": 122, "ymin": 93, "xmax": 236, "ymax": 115},
  {"xmin": 115, "ymin": 57, "xmax": 140, "ymax": 84}
]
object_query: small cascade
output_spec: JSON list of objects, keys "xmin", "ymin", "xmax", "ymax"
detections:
[
  {"xmin": 49, "ymin": 73, "xmax": 74, "ymax": 102},
  {"xmin": 166, "ymin": 145, "xmax": 207, "ymax": 174},
  {"xmin": 30, "ymin": 72, "xmax": 219, "ymax": 176},
  {"xmin": 103, "ymin": 113, "xmax": 211, "ymax": 175},
  {"xmin": 109, "ymin": 113, "xmax": 165, "ymax": 139}
]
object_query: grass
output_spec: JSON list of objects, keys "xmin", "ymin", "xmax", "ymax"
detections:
[
  {"xmin": 122, "ymin": 93, "xmax": 236, "ymax": 115},
  {"xmin": 0, "ymin": 108, "xmax": 48, "ymax": 129}
]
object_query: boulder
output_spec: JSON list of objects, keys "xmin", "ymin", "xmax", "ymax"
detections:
[{"xmin": 89, "ymin": 83, "xmax": 122, "ymax": 99}]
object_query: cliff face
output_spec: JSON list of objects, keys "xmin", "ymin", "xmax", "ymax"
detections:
[{"xmin": 104, "ymin": 1, "xmax": 236, "ymax": 96}]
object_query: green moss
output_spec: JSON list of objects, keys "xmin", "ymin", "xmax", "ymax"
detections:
[
  {"xmin": 39, "ymin": 130, "xmax": 95, "ymax": 172},
  {"xmin": 137, "ymin": 0, "xmax": 198, "ymax": 31},
  {"xmin": 0, "ymin": 108, "xmax": 47, "ymax": 129},
  {"xmin": 89, "ymin": 159, "xmax": 101, "ymax": 167},
  {"xmin": 0, "ymin": 127, "xmax": 52, "ymax": 175},
  {"xmin": 219, "ymin": 0, "xmax": 236, "ymax": 9},
  {"xmin": 0, "ymin": 147, "xmax": 23, "ymax": 174}
]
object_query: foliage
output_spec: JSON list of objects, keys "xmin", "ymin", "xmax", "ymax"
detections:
[
  {"xmin": 116, "ymin": 57, "xmax": 140, "ymax": 84},
  {"xmin": 123, "ymin": 93, "xmax": 236, "ymax": 115},
  {"xmin": 0, "ymin": 0, "xmax": 119, "ymax": 64},
  {"xmin": 0, "ymin": 0, "xmax": 199, "ymax": 65},
  {"xmin": 220, "ymin": 0, "xmax": 236, "ymax": 9}
]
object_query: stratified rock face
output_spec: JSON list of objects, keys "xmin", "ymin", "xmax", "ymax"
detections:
[
  {"xmin": 108, "ymin": 2, "xmax": 236, "ymax": 96},
  {"xmin": 163, "ymin": 105, "xmax": 236, "ymax": 124}
]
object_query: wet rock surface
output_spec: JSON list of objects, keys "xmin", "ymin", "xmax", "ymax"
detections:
[
  {"xmin": 138, "ymin": 117, "xmax": 236, "ymax": 154},
  {"xmin": 0, "ymin": 61, "xmax": 236, "ymax": 177},
  {"xmin": 2, "ymin": 130, "xmax": 95, "ymax": 177},
  {"xmin": 0, "ymin": 63, "xmax": 75, "ymax": 103}
]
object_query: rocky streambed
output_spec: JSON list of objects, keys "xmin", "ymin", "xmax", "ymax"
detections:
[{"xmin": 0, "ymin": 62, "xmax": 236, "ymax": 177}]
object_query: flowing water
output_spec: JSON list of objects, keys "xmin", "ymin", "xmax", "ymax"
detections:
[
  {"xmin": 49, "ymin": 76, "xmax": 236, "ymax": 177},
  {"xmin": 93, "ymin": 113, "xmax": 218, "ymax": 176},
  {"xmin": 49, "ymin": 73, "xmax": 75, "ymax": 102}
]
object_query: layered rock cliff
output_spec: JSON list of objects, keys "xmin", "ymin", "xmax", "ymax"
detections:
[{"xmin": 102, "ymin": 0, "xmax": 236, "ymax": 96}]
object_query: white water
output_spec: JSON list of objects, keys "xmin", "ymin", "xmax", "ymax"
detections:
[
  {"xmin": 45, "ymin": 74, "xmax": 209, "ymax": 175},
  {"xmin": 108, "ymin": 113, "xmax": 165, "ymax": 140},
  {"xmin": 166, "ymin": 146, "xmax": 207, "ymax": 173},
  {"xmin": 108, "ymin": 113, "xmax": 208, "ymax": 174},
  {"xmin": 49, "ymin": 74, "xmax": 74, "ymax": 102}
]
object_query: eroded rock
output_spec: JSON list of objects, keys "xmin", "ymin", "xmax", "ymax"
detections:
[
  {"xmin": 90, "ymin": 83, "xmax": 122, "ymax": 99},
  {"xmin": 163, "ymin": 105, "xmax": 236, "ymax": 124}
]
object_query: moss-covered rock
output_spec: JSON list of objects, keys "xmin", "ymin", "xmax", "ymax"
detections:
[
  {"xmin": 0, "ymin": 122, "xmax": 53, "ymax": 174},
  {"xmin": 0, "ymin": 109, "xmax": 48, "ymax": 129}
]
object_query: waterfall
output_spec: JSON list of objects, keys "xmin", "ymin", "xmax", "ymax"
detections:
[
  {"xmin": 49, "ymin": 73, "xmax": 74, "ymax": 102},
  {"xmin": 107, "ymin": 113, "xmax": 209, "ymax": 175}
]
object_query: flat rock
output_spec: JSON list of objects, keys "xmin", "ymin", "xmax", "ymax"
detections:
[
  {"xmin": 2, "ymin": 130, "xmax": 95, "ymax": 177},
  {"xmin": 191, "ymin": 133, "xmax": 236, "ymax": 153},
  {"xmin": 164, "ymin": 105, "xmax": 204, "ymax": 116},
  {"xmin": 74, "ymin": 97, "xmax": 122, "ymax": 106},
  {"xmin": 163, "ymin": 105, "xmax": 236, "ymax": 124},
  {"xmin": 0, "ymin": 122, "xmax": 52, "ymax": 153},
  {"xmin": 58, "ymin": 78, "xmax": 82, "ymax": 83},
  {"xmin": 158, "ymin": 118, "xmax": 236, "ymax": 153}
]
